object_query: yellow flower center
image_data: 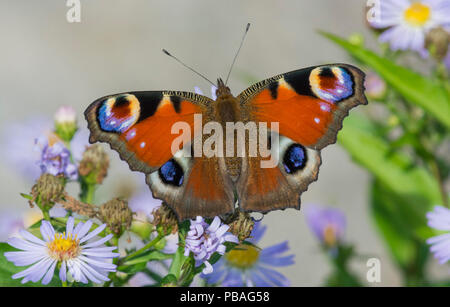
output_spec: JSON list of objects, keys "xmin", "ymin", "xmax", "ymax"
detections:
[
  {"xmin": 47, "ymin": 233, "xmax": 81, "ymax": 261},
  {"xmin": 323, "ymin": 225, "xmax": 337, "ymax": 247},
  {"xmin": 404, "ymin": 2, "xmax": 431, "ymax": 26},
  {"xmin": 225, "ymin": 244, "xmax": 260, "ymax": 269}
]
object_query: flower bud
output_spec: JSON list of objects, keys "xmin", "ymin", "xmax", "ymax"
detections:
[
  {"xmin": 30, "ymin": 173, "xmax": 65, "ymax": 208},
  {"xmin": 225, "ymin": 211, "xmax": 255, "ymax": 242},
  {"xmin": 425, "ymin": 27, "xmax": 450, "ymax": 61},
  {"xmin": 78, "ymin": 144, "xmax": 109, "ymax": 185},
  {"xmin": 54, "ymin": 106, "xmax": 77, "ymax": 142},
  {"xmin": 152, "ymin": 203, "xmax": 178, "ymax": 235},
  {"xmin": 99, "ymin": 198, "xmax": 133, "ymax": 235}
]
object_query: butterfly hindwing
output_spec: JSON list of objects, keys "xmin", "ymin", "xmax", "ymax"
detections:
[
  {"xmin": 236, "ymin": 134, "xmax": 322, "ymax": 213},
  {"xmin": 147, "ymin": 149, "xmax": 235, "ymax": 220},
  {"xmin": 236, "ymin": 64, "xmax": 367, "ymax": 213}
]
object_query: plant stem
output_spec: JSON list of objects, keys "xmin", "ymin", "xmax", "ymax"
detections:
[
  {"xmin": 122, "ymin": 234, "xmax": 164, "ymax": 263},
  {"xmin": 79, "ymin": 180, "xmax": 96, "ymax": 204},
  {"xmin": 430, "ymin": 158, "xmax": 449, "ymax": 208},
  {"xmin": 42, "ymin": 208, "xmax": 51, "ymax": 221}
]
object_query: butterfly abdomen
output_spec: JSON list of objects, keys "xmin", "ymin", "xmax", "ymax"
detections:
[{"xmin": 210, "ymin": 93, "xmax": 242, "ymax": 180}]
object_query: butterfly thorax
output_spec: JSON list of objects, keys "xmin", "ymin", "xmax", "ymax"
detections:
[{"xmin": 214, "ymin": 78, "xmax": 240, "ymax": 124}]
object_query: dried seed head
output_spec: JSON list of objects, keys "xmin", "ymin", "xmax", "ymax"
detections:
[
  {"xmin": 30, "ymin": 174, "xmax": 65, "ymax": 207},
  {"xmin": 99, "ymin": 198, "xmax": 133, "ymax": 235},
  {"xmin": 425, "ymin": 27, "xmax": 450, "ymax": 61},
  {"xmin": 225, "ymin": 211, "xmax": 255, "ymax": 242},
  {"xmin": 78, "ymin": 144, "xmax": 109, "ymax": 184},
  {"xmin": 152, "ymin": 203, "xmax": 178, "ymax": 235}
]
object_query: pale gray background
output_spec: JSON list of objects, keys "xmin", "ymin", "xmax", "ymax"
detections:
[{"xmin": 0, "ymin": 0, "xmax": 424, "ymax": 286}]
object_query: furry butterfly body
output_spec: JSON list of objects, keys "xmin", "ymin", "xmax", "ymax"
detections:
[{"xmin": 85, "ymin": 64, "xmax": 367, "ymax": 220}]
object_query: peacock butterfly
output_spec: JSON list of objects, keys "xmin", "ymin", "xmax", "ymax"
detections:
[{"xmin": 84, "ymin": 26, "xmax": 367, "ymax": 220}]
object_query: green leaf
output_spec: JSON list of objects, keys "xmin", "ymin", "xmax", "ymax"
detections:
[
  {"xmin": 160, "ymin": 274, "xmax": 177, "ymax": 286},
  {"xmin": 324, "ymin": 245, "xmax": 363, "ymax": 287},
  {"xmin": 121, "ymin": 250, "xmax": 172, "ymax": 266},
  {"xmin": 20, "ymin": 193, "xmax": 33, "ymax": 200},
  {"xmin": 371, "ymin": 181, "xmax": 421, "ymax": 267},
  {"xmin": 117, "ymin": 262, "xmax": 147, "ymax": 275},
  {"xmin": 0, "ymin": 242, "xmax": 61, "ymax": 287},
  {"xmin": 142, "ymin": 268, "xmax": 163, "ymax": 283},
  {"xmin": 338, "ymin": 115, "xmax": 441, "ymax": 239},
  {"xmin": 321, "ymin": 32, "xmax": 450, "ymax": 128},
  {"xmin": 178, "ymin": 257, "xmax": 195, "ymax": 286},
  {"xmin": 168, "ymin": 245, "xmax": 188, "ymax": 279},
  {"xmin": 371, "ymin": 180, "xmax": 430, "ymax": 284}
]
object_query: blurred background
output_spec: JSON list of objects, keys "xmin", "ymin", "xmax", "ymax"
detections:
[{"xmin": 1, "ymin": 0, "xmax": 443, "ymax": 286}]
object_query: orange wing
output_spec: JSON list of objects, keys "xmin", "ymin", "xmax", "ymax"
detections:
[
  {"xmin": 239, "ymin": 64, "xmax": 367, "ymax": 150},
  {"xmin": 85, "ymin": 91, "xmax": 209, "ymax": 173}
]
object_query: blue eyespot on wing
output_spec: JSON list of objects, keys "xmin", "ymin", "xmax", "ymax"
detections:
[
  {"xmin": 158, "ymin": 159, "xmax": 184, "ymax": 187},
  {"xmin": 97, "ymin": 94, "xmax": 141, "ymax": 133},
  {"xmin": 283, "ymin": 144, "xmax": 307, "ymax": 174},
  {"xmin": 309, "ymin": 66, "xmax": 354, "ymax": 103}
]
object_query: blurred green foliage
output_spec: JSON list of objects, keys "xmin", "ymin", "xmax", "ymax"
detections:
[{"xmin": 322, "ymin": 32, "xmax": 449, "ymax": 286}]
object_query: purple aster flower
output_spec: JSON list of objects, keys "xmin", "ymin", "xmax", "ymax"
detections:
[
  {"xmin": 369, "ymin": 0, "xmax": 450, "ymax": 57},
  {"xmin": 305, "ymin": 204, "xmax": 346, "ymax": 247},
  {"xmin": 4, "ymin": 217, "xmax": 119, "ymax": 285},
  {"xmin": 201, "ymin": 222, "xmax": 294, "ymax": 287},
  {"xmin": 35, "ymin": 135, "xmax": 78, "ymax": 180},
  {"xmin": 426, "ymin": 205, "xmax": 450, "ymax": 264},
  {"xmin": 184, "ymin": 216, "xmax": 238, "ymax": 274}
]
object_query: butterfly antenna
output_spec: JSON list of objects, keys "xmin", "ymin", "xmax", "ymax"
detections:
[
  {"xmin": 225, "ymin": 23, "xmax": 250, "ymax": 85},
  {"xmin": 162, "ymin": 49, "xmax": 216, "ymax": 87}
]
